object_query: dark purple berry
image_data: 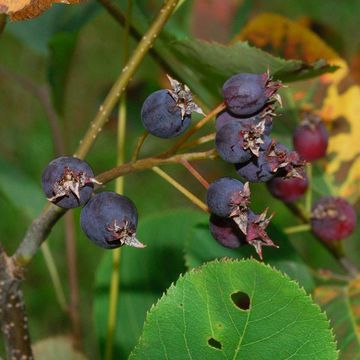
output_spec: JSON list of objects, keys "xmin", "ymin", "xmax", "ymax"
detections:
[
  {"xmin": 222, "ymin": 72, "xmax": 282, "ymax": 116},
  {"xmin": 293, "ymin": 112, "xmax": 328, "ymax": 162},
  {"xmin": 80, "ymin": 191, "xmax": 144, "ymax": 249},
  {"xmin": 311, "ymin": 197, "xmax": 357, "ymax": 242},
  {"xmin": 206, "ymin": 177, "xmax": 250, "ymax": 233},
  {"xmin": 209, "ymin": 214, "xmax": 246, "ymax": 248},
  {"xmin": 141, "ymin": 76, "xmax": 203, "ymax": 139},
  {"xmin": 215, "ymin": 107, "xmax": 274, "ymax": 135},
  {"xmin": 41, "ymin": 156, "xmax": 100, "ymax": 209},
  {"xmin": 215, "ymin": 121, "xmax": 269, "ymax": 163},
  {"xmin": 267, "ymin": 171, "xmax": 308, "ymax": 202},
  {"xmin": 246, "ymin": 209, "xmax": 278, "ymax": 259}
]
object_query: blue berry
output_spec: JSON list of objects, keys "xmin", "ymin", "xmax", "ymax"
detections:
[
  {"xmin": 41, "ymin": 156, "xmax": 99, "ymax": 209},
  {"xmin": 209, "ymin": 214, "xmax": 246, "ymax": 248},
  {"xmin": 215, "ymin": 108, "xmax": 273, "ymax": 135},
  {"xmin": 141, "ymin": 90, "xmax": 190, "ymax": 139},
  {"xmin": 215, "ymin": 120, "xmax": 269, "ymax": 163},
  {"xmin": 141, "ymin": 76, "xmax": 203, "ymax": 139},
  {"xmin": 222, "ymin": 72, "xmax": 282, "ymax": 116},
  {"xmin": 80, "ymin": 191, "xmax": 144, "ymax": 249},
  {"xmin": 206, "ymin": 177, "xmax": 250, "ymax": 234}
]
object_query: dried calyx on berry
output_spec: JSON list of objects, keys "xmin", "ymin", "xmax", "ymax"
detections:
[
  {"xmin": 222, "ymin": 70, "xmax": 283, "ymax": 117},
  {"xmin": 266, "ymin": 141, "xmax": 305, "ymax": 179},
  {"xmin": 215, "ymin": 120, "xmax": 268, "ymax": 164},
  {"xmin": 311, "ymin": 196, "xmax": 357, "ymax": 242},
  {"xmin": 42, "ymin": 156, "xmax": 101, "ymax": 209},
  {"xmin": 166, "ymin": 75, "xmax": 204, "ymax": 119},
  {"xmin": 246, "ymin": 209, "xmax": 278, "ymax": 260},
  {"xmin": 293, "ymin": 111, "xmax": 329, "ymax": 162}
]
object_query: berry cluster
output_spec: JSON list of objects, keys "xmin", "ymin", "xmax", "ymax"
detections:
[
  {"xmin": 41, "ymin": 156, "xmax": 144, "ymax": 249},
  {"xmin": 206, "ymin": 177, "xmax": 277, "ymax": 259}
]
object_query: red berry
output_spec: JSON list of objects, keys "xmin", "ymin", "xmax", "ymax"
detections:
[
  {"xmin": 293, "ymin": 112, "xmax": 328, "ymax": 162},
  {"xmin": 311, "ymin": 197, "xmax": 357, "ymax": 242},
  {"xmin": 266, "ymin": 172, "xmax": 308, "ymax": 202}
]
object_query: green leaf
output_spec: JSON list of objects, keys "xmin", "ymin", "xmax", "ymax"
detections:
[
  {"xmin": 315, "ymin": 281, "xmax": 360, "ymax": 359},
  {"xmin": 185, "ymin": 221, "xmax": 315, "ymax": 293},
  {"xmin": 33, "ymin": 336, "xmax": 87, "ymax": 360},
  {"xmin": 93, "ymin": 209, "xmax": 205, "ymax": 359},
  {"xmin": 130, "ymin": 259, "xmax": 337, "ymax": 359},
  {"xmin": 170, "ymin": 38, "xmax": 337, "ymax": 95}
]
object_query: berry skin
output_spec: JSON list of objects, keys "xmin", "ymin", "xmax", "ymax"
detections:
[
  {"xmin": 206, "ymin": 177, "xmax": 250, "ymax": 233},
  {"xmin": 293, "ymin": 112, "xmax": 328, "ymax": 161},
  {"xmin": 215, "ymin": 108, "xmax": 273, "ymax": 135},
  {"xmin": 215, "ymin": 121, "xmax": 269, "ymax": 163},
  {"xmin": 222, "ymin": 72, "xmax": 282, "ymax": 116},
  {"xmin": 141, "ymin": 89, "xmax": 191, "ymax": 138},
  {"xmin": 209, "ymin": 214, "xmax": 246, "ymax": 248},
  {"xmin": 41, "ymin": 156, "xmax": 100, "ymax": 209},
  {"xmin": 266, "ymin": 172, "xmax": 308, "ymax": 202},
  {"xmin": 311, "ymin": 197, "xmax": 357, "ymax": 242},
  {"xmin": 80, "ymin": 191, "xmax": 145, "ymax": 249}
]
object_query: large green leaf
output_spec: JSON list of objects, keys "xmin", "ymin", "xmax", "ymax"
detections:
[
  {"xmin": 93, "ymin": 209, "xmax": 205, "ymax": 359},
  {"xmin": 130, "ymin": 259, "xmax": 337, "ymax": 359},
  {"xmin": 185, "ymin": 221, "xmax": 315, "ymax": 293},
  {"xmin": 170, "ymin": 38, "xmax": 337, "ymax": 93},
  {"xmin": 315, "ymin": 279, "xmax": 360, "ymax": 359}
]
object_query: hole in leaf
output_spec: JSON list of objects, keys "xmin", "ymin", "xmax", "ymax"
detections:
[
  {"xmin": 208, "ymin": 337, "xmax": 222, "ymax": 350},
  {"xmin": 231, "ymin": 291, "xmax": 250, "ymax": 310}
]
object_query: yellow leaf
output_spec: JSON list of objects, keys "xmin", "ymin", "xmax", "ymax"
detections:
[{"xmin": 0, "ymin": 0, "xmax": 81, "ymax": 21}]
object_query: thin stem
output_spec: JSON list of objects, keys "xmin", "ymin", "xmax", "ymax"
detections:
[
  {"xmin": 284, "ymin": 202, "xmax": 309, "ymax": 223},
  {"xmin": 74, "ymin": 0, "xmax": 180, "ymax": 159},
  {"xmin": 305, "ymin": 163, "xmax": 312, "ymax": 214},
  {"xmin": 162, "ymin": 102, "xmax": 226, "ymax": 156},
  {"xmin": 179, "ymin": 133, "xmax": 215, "ymax": 151},
  {"xmin": 284, "ymin": 224, "xmax": 311, "ymax": 235},
  {"xmin": 131, "ymin": 131, "xmax": 149, "ymax": 161},
  {"xmin": 152, "ymin": 166, "xmax": 208, "ymax": 212},
  {"xmin": 40, "ymin": 242, "xmax": 67, "ymax": 311},
  {"xmin": 181, "ymin": 160, "xmax": 209, "ymax": 189}
]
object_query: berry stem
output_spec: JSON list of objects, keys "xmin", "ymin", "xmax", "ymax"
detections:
[
  {"xmin": 179, "ymin": 133, "xmax": 215, "ymax": 151},
  {"xmin": 161, "ymin": 102, "xmax": 226, "ymax": 157},
  {"xmin": 152, "ymin": 167, "xmax": 209, "ymax": 212},
  {"xmin": 131, "ymin": 131, "xmax": 149, "ymax": 162},
  {"xmin": 181, "ymin": 160, "xmax": 209, "ymax": 189},
  {"xmin": 284, "ymin": 224, "xmax": 311, "ymax": 235},
  {"xmin": 74, "ymin": 0, "xmax": 180, "ymax": 160}
]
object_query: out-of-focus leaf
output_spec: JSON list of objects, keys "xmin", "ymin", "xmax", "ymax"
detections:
[
  {"xmin": 93, "ymin": 210, "xmax": 204, "ymax": 359},
  {"xmin": 33, "ymin": 336, "xmax": 87, "ymax": 360},
  {"xmin": 0, "ymin": 0, "xmax": 82, "ymax": 21},
  {"xmin": 0, "ymin": 156, "xmax": 44, "ymax": 217},
  {"xmin": 48, "ymin": 32, "xmax": 77, "ymax": 114},
  {"xmin": 171, "ymin": 38, "xmax": 337, "ymax": 94},
  {"xmin": 185, "ymin": 221, "xmax": 315, "ymax": 292},
  {"xmin": 315, "ymin": 277, "xmax": 360, "ymax": 359},
  {"xmin": 130, "ymin": 259, "xmax": 337, "ymax": 360}
]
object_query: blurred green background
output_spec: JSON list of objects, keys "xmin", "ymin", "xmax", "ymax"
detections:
[{"xmin": 1, "ymin": 0, "xmax": 359, "ymax": 358}]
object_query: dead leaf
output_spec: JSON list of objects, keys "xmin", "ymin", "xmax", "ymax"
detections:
[{"xmin": 0, "ymin": 0, "xmax": 82, "ymax": 21}]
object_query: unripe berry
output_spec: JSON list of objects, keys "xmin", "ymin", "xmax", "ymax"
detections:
[{"xmin": 293, "ymin": 112, "xmax": 328, "ymax": 161}]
